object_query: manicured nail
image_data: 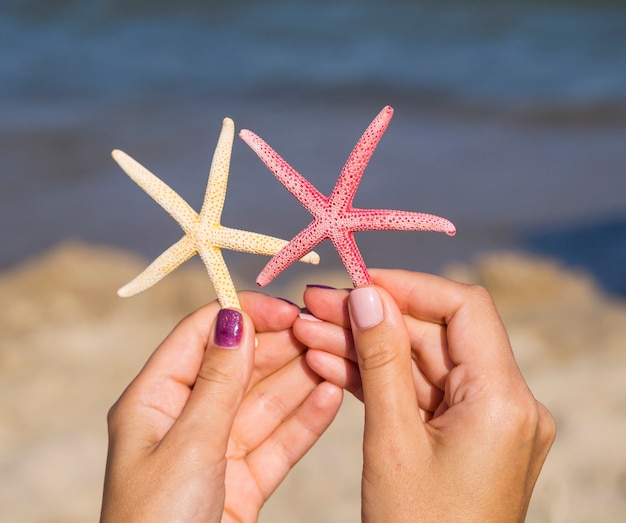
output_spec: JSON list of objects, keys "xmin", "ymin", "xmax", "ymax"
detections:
[
  {"xmin": 349, "ymin": 287, "xmax": 383, "ymax": 330},
  {"xmin": 299, "ymin": 312, "xmax": 323, "ymax": 322},
  {"xmin": 306, "ymin": 284, "xmax": 336, "ymax": 290},
  {"xmin": 214, "ymin": 309, "xmax": 243, "ymax": 349},
  {"xmin": 277, "ymin": 297, "xmax": 300, "ymax": 309}
]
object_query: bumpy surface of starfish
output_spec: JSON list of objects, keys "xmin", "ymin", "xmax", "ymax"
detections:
[
  {"xmin": 113, "ymin": 117, "xmax": 319, "ymax": 309},
  {"xmin": 240, "ymin": 105, "xmax": 456, "ymax": 287}
]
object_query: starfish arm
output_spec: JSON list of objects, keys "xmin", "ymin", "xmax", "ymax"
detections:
[
  {"xmin": 238, "ymin": 129, "xmax": 328, "ymax": 215},
  {"xmin": 111, "ymin": 150, "xmax": 198, "ymax": 232},
  {"xmin": 348, "ymin": 209, "xmax": 457, "ymax": 235},
  {"xmin": 197, "ymin": 244, "xmax": 240, "ymax": 309},
  {"xmin": 117, "ymin": 236, "xmax": 196, "ymax": 297},
  {"xmin": 328, "ymin": 105, "xmax": 394, "ymax": 209},
  {"xmin": 214, "ymin": 226, "xmax": 320, "ymax": 264},
  {"xmin": 200, "ymin": 117, "xmax": 234, "ymax": 226},
  {"xmin": 331, "ymin": 231, "xmax": 372, "ymax": 287},
  {"xmin": 256, "ymin": 221, "xmax": 325, "ymax": 287}
]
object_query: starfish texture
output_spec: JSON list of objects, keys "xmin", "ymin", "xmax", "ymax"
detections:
[
  {"xmin": 113, "ymin": 117, "xmax": 319, "ymax": 309},
  {"xmin": 239, "ymin": 105, "xmax": 456, "ymax": 287}
]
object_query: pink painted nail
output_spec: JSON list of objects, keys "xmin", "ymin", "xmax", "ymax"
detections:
[{"xmin": 349, "ymin": 287, "xmax": 383, "ymax": 330}]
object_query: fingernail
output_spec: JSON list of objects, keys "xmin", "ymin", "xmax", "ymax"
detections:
[
  {"xmin": 214, "ymin": 309, "xmax": 243, "ymax": 349},
  {"xmin": 299, "ymin": 312, "xmax": 323, "ymax": 322},
  {"xmin": 277, "ymin": 297, "xmax": 300, "ymax": 309},
  {"xmin": 349, "ymin": 287, "xmax": 383, "ymax": 330},
  {"xmin": 306, "ymin": 284, "xmax": 336, "ymax": 290}
]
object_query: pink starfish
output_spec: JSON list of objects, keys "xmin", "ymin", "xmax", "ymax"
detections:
[{"xmin": 239, "ymin": 105, "xmax": 456, "ymax": 287}]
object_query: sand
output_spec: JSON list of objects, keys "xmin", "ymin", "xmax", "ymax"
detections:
[{"xmin": 1, "ymin": 241, "xmax": 625, "ymax": 522}]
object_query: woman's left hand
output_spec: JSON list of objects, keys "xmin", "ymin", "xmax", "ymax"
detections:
[{"xmin": 101, "ymin": 292, "xmax": 343, "ymax": 523}]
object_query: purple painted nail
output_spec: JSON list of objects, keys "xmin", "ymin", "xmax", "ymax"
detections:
[
  {"xmin": 214, "ymin": 309, "xmax": 243, "ymax": 349},
  {"xmin": 277, "ymin": 297, "xmax": 300, "ymax": 309},
  {"xmin": 306, "ymin": 284, "xmax": 336, "ymax": 290}
]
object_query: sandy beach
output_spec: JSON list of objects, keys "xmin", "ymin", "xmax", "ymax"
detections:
[{"xmin": 1, "ymin": 241, "xmax": 625, "ymax": 522}]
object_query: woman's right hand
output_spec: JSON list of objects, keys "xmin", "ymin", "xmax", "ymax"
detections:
[{"xmin": 295, "ymin": 270, "xmax": 556, "ymax": 522}]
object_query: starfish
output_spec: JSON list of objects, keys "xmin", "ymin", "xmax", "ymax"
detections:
[
  {"xmin": 112, "ymin": 117, "xmax": 320, "ymax": 309},
  {"xmin": 239, "ymin": 105, "xmax": 456, "ymax": 287}
]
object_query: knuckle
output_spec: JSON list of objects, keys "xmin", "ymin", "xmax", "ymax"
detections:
[
  {"xmin": 465, "ymin": 283, "xmax": 496, "ymax": 307},
  {"xmin": 358, "ymin": 338, "xmax": 399, "ymax": 372},
  {"xmin": 486, "ymin": 389, "xmax": 540, "ymax": 440},
  {"xmin": 257, "ymin": 389, "xmax": 290, "ymax": 420},
  {"xmin": 105, "ymin": 397, "xmax": 126, "ymax": 435},
  {"xmin": 505, "ymin": 396, "xmax": 548, "ymax": 448},
  {"xmin": 537, "ymin": 401, "xmax": 558, "ymax": 446},
  {"xmin": 197, "ymin": 360, "xmax": 233, "ymax": 389}
]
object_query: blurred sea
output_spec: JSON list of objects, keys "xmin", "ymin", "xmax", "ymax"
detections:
[{"xmin": 2, "ymin": 0, "xmax": 626, "ymax": 295}]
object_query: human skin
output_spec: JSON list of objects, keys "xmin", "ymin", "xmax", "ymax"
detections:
[
  {"xmin": 101, "ymin": 292, "xmax": 343, "ymax": 523},
  {"xmin": 294, "ymin": 269, "xmax": 556, "ymax": 522}
]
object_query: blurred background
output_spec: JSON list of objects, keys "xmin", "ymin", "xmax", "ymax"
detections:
[{"xmin": 1, "ymin": 0, "xmax": 625, "ymax": 521}]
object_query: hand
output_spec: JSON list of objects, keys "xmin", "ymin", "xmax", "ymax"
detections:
[
  {"xmin": 294, "ymin": 270, "xmax": 556, "ymax": 522},
  {"xmin": 101, "ymin": 292, "xmax": 343, "ymax": 523}
]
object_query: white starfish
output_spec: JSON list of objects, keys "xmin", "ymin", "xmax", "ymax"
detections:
[{"xmin": 112, "ymin": 117, "xmax": 320, "ymax": 309}]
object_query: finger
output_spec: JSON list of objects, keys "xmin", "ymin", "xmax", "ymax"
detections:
[
  {"xmin": 348, "ymin": 285, "xmax": 422, "ymax": 434},
  {"xmin": 409, "ymin": 356, "xmax": 444, "ymax": 414},
  {"xmin": 304, "ymin": 338, "xmax": 445, "ymax": 414},
  {"xmin": 294, "ymin": 309, "xmax": 362, "ymax": 400},
  {"xmin": 239, "ymin": 291, "xmax": 300, "ymax": 333},
  {"xmin": 296, "ymin": 314, "xmax": 445, "ymax": 410},
  {"xmin": 165, "ymin": 308, "xmax": 255, "ymax": 460},
  {"xmin": 239, "ymin": 292, "xmax": 306, "ymax": 385},
  {"xmin": 251, "ymin": 328, "xmax": 307, "ymax": 387},
  {"xmin": 369, "ymin": 268, "xmax": 465, "ymax": 322},
  {"xmin": 244, "ymin": 381, "xmax": 344, "ymax": 499},
  {"xmin": 229, "ymin": 354, "xmax": 324, "ymax": 452},
  {"xmin": 122, "ymin": 290, "xmax": 298, "ymax": 415},
  {"xmin": 293, "ymin": 315, "xmax": 356, "ymax": 362},
  {"xmin": 370, "ymin": 269, "xmax": 518, "ymax": 374},
  {"xmin": 405, "ymin": 315, "xmax": 454, "ymax": 390},
  {"xmin": 300, "ymin": 284, "xmax": 454, "ymax": 393},
  {"xmin": 107, "ymin": 292, "xmax": 301, "ymax": 463},
  {"xmin": 302, "ymin": 285, "xmax": 351, "ymax": 327},
  {"xmin": 107, "ymin": 301, "xmax": 222, "ymax": 446},
  {"xmin": 305, "ymin": 349, "xmax": 364, "ymax": 401}
]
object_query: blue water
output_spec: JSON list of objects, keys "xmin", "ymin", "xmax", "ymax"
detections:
[
  {"xmin": 3, "ymin": 0, "xmax": 626, "ymax": 105},
  {"xmin": 2, "ymin": 0, "xmax": 626, "ymax": 294}
]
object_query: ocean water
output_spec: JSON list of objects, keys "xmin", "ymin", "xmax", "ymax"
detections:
[{"xmin": 2, "ymin": 0, "xmax": 626, "ymax": 294}]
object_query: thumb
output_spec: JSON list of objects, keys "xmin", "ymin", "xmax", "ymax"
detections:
[
  {"xmin": 348, "ymin": 286, "xmax": 420, "ymax": 430},
  {"xmin": 169, "ymin": 308, "xmax": 255, "ymax": 456}
]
